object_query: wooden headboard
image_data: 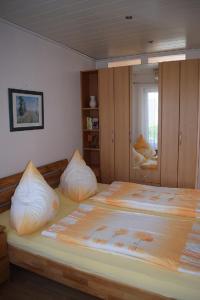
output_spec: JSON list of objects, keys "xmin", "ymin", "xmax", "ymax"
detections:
[{"xmin": 0, "ymin": 159, "xmax": 68, "ymax": 213}]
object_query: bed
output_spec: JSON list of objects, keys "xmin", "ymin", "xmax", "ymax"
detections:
[{"xmin": 0, "ymin": 159, "xmax": 199, "ymax": 300}]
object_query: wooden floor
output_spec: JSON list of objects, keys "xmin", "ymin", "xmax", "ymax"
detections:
[{"xmin": 0, "ymin": 265, "xmax": 99, "ymax": 300}]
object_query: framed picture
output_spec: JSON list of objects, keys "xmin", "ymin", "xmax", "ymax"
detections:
[{"xmin": 8, "ymin": 88, "xmax": 44, "ymax": 131}]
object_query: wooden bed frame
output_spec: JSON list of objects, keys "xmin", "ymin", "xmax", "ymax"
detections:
[{"xmin": 0, "ymin": 160, "xmax": 174, "ymax": 300}]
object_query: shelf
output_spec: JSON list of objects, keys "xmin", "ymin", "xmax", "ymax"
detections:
[
  {"xmin": 90, "ymin": 164, "xmax": 100, "ymax": 169},
  {"xmin": 82, "ymin": 107, "xmax": 99, "ymax": 110},
  {"xmin": 81, "ymin": 70, "xmax": 100, "ymax": 182},
  {"xmin": 84, "ymin": 147, "xmax": 100, "ymax": 151},
  {"xmin": 83, "ymin": 129, "xmax": 99, "ymax": 132}
]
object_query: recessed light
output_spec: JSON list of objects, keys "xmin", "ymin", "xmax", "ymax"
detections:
[{"xmin": 125, "ymin": 15, "xmax": 133, "ymax": 20}]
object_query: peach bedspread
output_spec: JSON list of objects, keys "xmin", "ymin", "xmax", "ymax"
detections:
[
  {"xmin": 42, "ymin": 203, "xmax": 200, "ymax": 276},
  {"xmin": 91, "ymin": 181, "xmax": 200, "ymax": 218}
]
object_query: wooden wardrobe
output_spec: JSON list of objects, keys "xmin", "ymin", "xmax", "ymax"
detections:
[
  {"xmin": 98, "ymin": 66, "xmax": 131, "ymax": 183},
  {"xmin": 81, "ymin": 59, "xmax": 200, "ymax": 188},
  {"xmin": 160, "ymin": 59, "xmax": 200, "ymax": 188}
]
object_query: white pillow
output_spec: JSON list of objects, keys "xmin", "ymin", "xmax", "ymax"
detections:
[
  {"xmin": 60, "ymin": 150, "xmax": 97, "ymax": 202},
  {"xmin": 10, "ymin": 161, "xmax": 59, "ymax": 235}
]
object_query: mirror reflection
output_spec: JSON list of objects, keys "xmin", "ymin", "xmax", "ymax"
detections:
[{"xmin": 131, "ymin": 63, "xmax": 160, "ymax": 184}]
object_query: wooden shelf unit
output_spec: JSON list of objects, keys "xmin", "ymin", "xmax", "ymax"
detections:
[
  {"xmin": 82, "ymin": 107, "xmax": 99, "ymax": 111},
  {"xmin": 81, "ymin": 70, "xmax": 100, "ymax": 181},
  {"xmin": 83, "ymin": 129, "xmax": 99, "ymax": 132},
  {"xmin": 84, "ymin": 147, "xmax": 100, "ymax": 151}
]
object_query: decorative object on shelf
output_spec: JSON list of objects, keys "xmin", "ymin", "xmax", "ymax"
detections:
[
  {"xmin": 89, "ymin": 95, "xmax": 97, "ymax": 108},
  {"xmin": 92, "ymin": 117, "xmax": 99, "ymax": 129},
  {"xmin": 8, "ymin": 88, "xmax": 44, "ymax": 131},
  {"xmin": 86, "ymin": 117, "xmax": 99, "ymax": 130},
  {"xmin": 87, "ymin": 134, "xmax": 99, "ymax": 148},
  {"xmin": 86, "ymin": 117, "xmax": 93, "ymax": 130}
]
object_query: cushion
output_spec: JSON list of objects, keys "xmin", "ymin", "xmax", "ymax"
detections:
[
  {"xmin": 137, "ymin": 147, "xmax": 156, "ymax": 159},
  {"xmin": 60, "ymin": 150, "xmax": 97, "ymax": 202},
  {"xmin": 10, "ymin": 161, "xmax": 59, "ymax": 235},
  {"xmin": 134, "ymin": 134, "xmax": 149, "ymax": 150},
  {"xmin": 132, "ymin": 147, "xmax": 145, "ymax": 168},
  {"xmin": 134, "ymin": 134, "xmax": 156, "ymax": 159}
]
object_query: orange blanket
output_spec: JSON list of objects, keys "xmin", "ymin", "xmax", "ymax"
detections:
[
  {"xmin": 91, "ymin": 182, "xmax": 200, "ymax": 218},
  {"xmin": 42, "ymin": 204, "xmax": 200, "ymax": 276}
]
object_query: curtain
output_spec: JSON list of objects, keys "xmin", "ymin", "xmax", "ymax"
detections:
[
  {"xmin": 138, "ymin": 85, "xmax": 149, "ymax": 142},
  {"xmin": 137, "ymin": 84, "xmax": 158, "ymax": 149}
]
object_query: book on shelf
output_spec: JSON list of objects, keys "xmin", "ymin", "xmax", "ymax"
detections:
[
  {"xmin": 86, "ymin": 117, "xmax": 99, "ymax": 130},
  {"xmin": 87, "ymin": 134, "xmax": 99, "ymax": 148}
]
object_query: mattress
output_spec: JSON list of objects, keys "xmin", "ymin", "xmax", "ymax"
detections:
[
  {"xmin": 0, "ymin": 183, "xmax": 199, "ymax": 300},
  {"xmin": 91, "ymin": 181, "xmax": 200, "ymax": 218}
]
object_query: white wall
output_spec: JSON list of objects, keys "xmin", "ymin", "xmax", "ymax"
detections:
[{"xmin": 0, "ymin": 20, "xmax": 94, "ymax": 177}]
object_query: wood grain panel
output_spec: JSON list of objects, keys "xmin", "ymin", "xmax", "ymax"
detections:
[
  {"xmin": 0, "ymin": 226, "xmax": 9, "ymax": 284},
  {"xmin": 0, "ymin": 266, "xmax": 98, "ymax": 300},
  {"xmin": 114, "ymin": 66, "xmax": 130, "ymax": 181},
  {"xmin": 99, "ymin": 68, "xmax": 115, "ymax": 183},
  {"xmin": 0, "ymin": 227, "xmax": 7, "ymax": 258},
  {"xmin": 178, "ymin": 59, "xmax": 199, "ymax": 188},
  {"xmin": 196, "ymin": 64, "xmax": 200, "ymax": 188},
  {"xmin": 0, "ymin": 1, "xmax": 199, "ymax": 59},
  {"xmin": 160, "ymin": 62, "xmax": 180, "ymax": 187},
  {"xmin": 157, "ymin": 64, "xmax": 162, "ymax": 185},
  {"xmin": 0, "ymin": 159, "xmax": 68, "ymax": 213},
  {"xmin": 0, "ymin": 256, "xmax": 9, "ymax": 284},
  {"xmin": 8, "ymin": 245, "xmax": 173, "ymax": 300}
]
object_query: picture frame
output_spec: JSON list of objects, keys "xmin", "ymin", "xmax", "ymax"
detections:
[{"xmin": 8, "ymin": 88, "xmax": 44, "ymax": 131}]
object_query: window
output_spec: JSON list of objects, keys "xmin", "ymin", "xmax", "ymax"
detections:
[
  {"xmin": 148, "ymin": 54, "xmax": 185, "ymax": 64},
  {"xmin": 108, "ymin": 58, "xmax": 141, "ymax": 68},
  {"xmin": 136, "ymin": 85, "xmax": 158, "ymax": 150},
  {"xmin": 147, "ymin": 91, "xmax": 158, "ymax": 149}
]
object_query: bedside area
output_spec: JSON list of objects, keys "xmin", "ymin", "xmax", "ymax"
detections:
[{"xmin": 0, "ymin": 225, "xmax": 9, "ymax": 284}]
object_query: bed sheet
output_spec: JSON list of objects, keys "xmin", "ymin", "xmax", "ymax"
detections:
[
  {"xmin": 0, "ymin": 184, "xmax": 199, "ymax": 300},
  {"xmin": 42, "ymin": 203, "xmax": 200, "ymax": 276},
  {"xmin": 91, "ymin": 181, "xmax": 200, "ymax": 218}
]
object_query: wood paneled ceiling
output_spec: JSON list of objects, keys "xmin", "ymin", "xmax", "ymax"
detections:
[{"xmin": 0, "ymin": 0, "xmax": 200, "ymax": 59}]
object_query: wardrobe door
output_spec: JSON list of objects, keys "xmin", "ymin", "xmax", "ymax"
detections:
[
  {"xmin": 178, "ymin": 60, "xmax": 199, "ymax": 188},
  {"xmin": 114, "ymin": 66, "xmax": 130, "ymax": 181},
  {"xmin": 161, "ymin": 61, "xmax": 180, "ymax": 187},
  {"xmin": 99, "ymin": 68, "xmax": 115, "ymax": 183}
]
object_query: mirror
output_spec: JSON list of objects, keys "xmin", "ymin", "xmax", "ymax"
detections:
[{"xmin": 130, "ymin": 63, "xmax": 160, "ymax": 185}]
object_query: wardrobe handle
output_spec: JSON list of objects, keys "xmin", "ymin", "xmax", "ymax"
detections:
[
  {"xmin": 179, "ymin": 132, "xmax": 182, "ymax": 146},
  {"xmin": 129, "ymin": 130, "xmax": 132, "ymax": 144},
  {"xmin": 112, "ymin": 130, "xmax": 114, "ymax": 143}
]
